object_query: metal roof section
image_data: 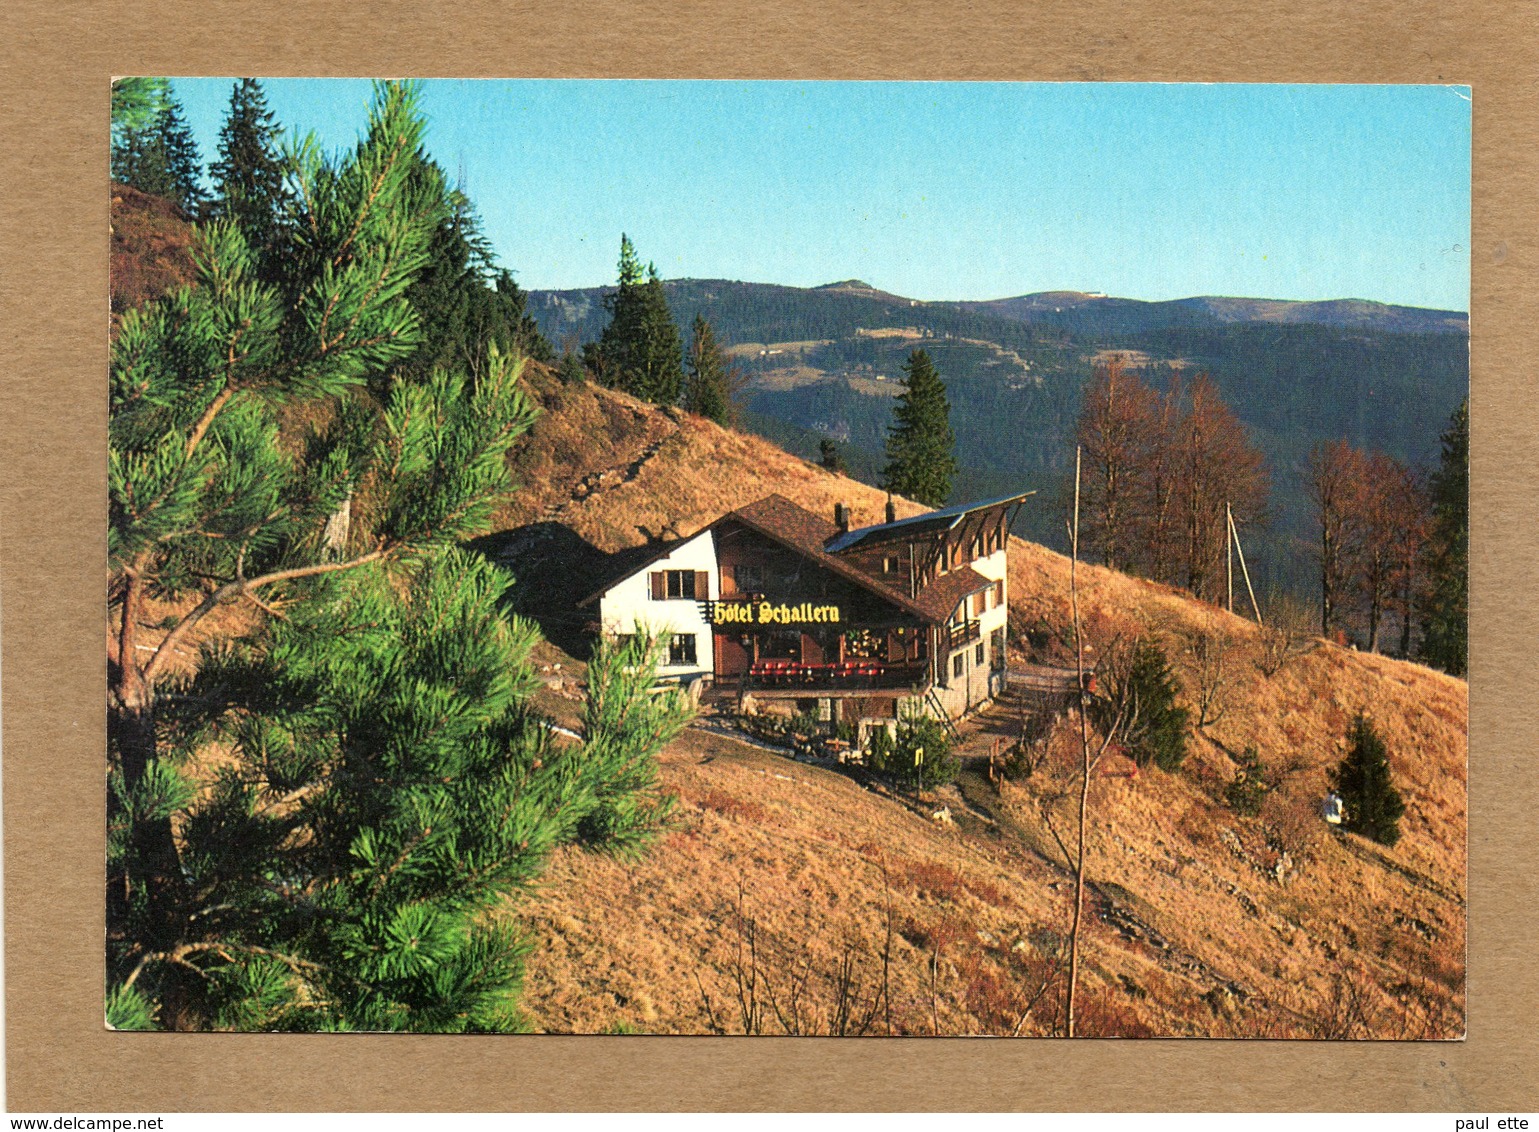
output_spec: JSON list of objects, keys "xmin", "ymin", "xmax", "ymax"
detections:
[{"xmin": 822, "ymin": 489, "xmax": 1036, "ymax": 554}]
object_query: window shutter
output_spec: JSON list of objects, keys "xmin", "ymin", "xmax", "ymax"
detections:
[
  {"xmin": 696, "ymin": 571, "xmax": 709, "ymax": 600},
  {"xmin": 650, "ymin": 572, "xmax": 665, "ymax": 600}
]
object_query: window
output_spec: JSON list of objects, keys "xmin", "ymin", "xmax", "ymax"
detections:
[
  {"xmin": 952, "ymin": 653, "xmax": 966, "ymax": 679},
  {"xmin": 651, "ymin": 569, "xmax": 704, "ymax": 600},
  {"xmin": 975, "ymin": 642, "xmax": 985, "ymax": 667},
  {"xmin": 993, "ymin": 579, "xmax": 1005, "ymax": 606},
  {"xmin": 971, "ymin": 591, "xmax": 986, "ymax": 617},
  {"xmin": 668, "ymin": 633, "xmax": 698, "ymax": 666},
  {"xmin": 734, "ymin": 564, "xmax": 763, "ymax": 592},
  {"xmin": 991, "ymin": 627, "xmax": 1007, "ymax": 671},
  {"xmin": 882, "ymin": 555, "xmax": 900, "ymax": 575}
]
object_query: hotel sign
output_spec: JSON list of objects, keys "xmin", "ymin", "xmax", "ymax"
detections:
[{"xmin": 703, "ymin": 600, "xmax": 843, "ymax": 626}]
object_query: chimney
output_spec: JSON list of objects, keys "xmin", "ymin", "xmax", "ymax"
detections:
[
  {"xmin": 885, "ymin": 496, "xmax": 897, "ymax": 525},
  {"xmin": 834, "ymin": 502, "xmax": 850, "ymax": 532}
]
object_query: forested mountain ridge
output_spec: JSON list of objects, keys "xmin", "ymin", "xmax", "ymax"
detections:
[{"xmin": 528, "ymin": 277, "xmax": 1468, "ymax": 598}]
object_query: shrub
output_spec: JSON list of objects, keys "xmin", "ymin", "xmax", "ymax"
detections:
[
  {"xmin": 1224, "ymin": 746, "xmax": 1270, "ymax": 817},
  {"xmin": 1331, "ymin": 713, "xmax": 1407, "ymax": 846},
  {"xmin": 866, "ymin": 723, "xmax": 895, "ymax": 772},
  {"xmin": 1101, "ymin": 640, "xmax": 1190, "ymax": 771},
  {"xmin": 787, "ymin": 709, "xmax": 823, "ymax": 738},
  {"xmin": 890, "ymin": 709, "xmax": 959, "ymax": 788}
]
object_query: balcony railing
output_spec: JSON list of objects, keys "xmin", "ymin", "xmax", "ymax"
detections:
[
  {"xmin": 947, "ymin": 619, "xmax": 981, "ymax": 650},
  {"xmin": 721, "ymin": 660, "xmax": 928, "ymax": 693}
]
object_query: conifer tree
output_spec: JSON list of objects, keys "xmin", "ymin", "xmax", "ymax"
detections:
[
  {"xmin": 393, "ymin": 163, "xmax": 553, "ymax": 388},
  {"xmin": 1420, "ymin": 399, "xmax": 1468, "ymax": 676},
  {"xmin": 819, "ymin": 438, "xmax": 846, "ymax": 475},
  {"xmin": 682, "ymin": 313, "xmax": 733, "ymax": 424},
  {"xmin": 112, "ymin": 90, "xmax": 207, "ymax": 214},
  {"xmin": 111, "ymin": 78, "xmax": 171, "ymax": 142},
  {"xmin": 1099, "ymin": 640, "xmax": 1189, "ymax": 771},
  {"xmin": 106, "ymin": 83, "xmax": 684, "ymax": 1031},
  {"xmin": 207, "ymin": 79, "xmax": 289, "ymax": 268},
  {"xmin": 1331, "ymin": 713, "xmax": 1406, "ymax": 846},
  {"xmin": 882, "ymin": 348, "xmax": 957, "ymax": 508},
  {"xmin": 596, "ymin": 235, "xmax": 683, "ymax": 405}
]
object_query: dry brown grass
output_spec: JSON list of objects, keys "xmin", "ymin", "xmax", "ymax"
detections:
[{"xmin": 491, "ymin": 373, "xmax": 1465, "ymax": 1037}]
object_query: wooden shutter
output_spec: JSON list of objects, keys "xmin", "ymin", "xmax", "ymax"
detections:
[
  {"xmin": 696, "ymin": 571, "xmax": 709, "ymax": 600},
  {"xmin": 650, "ymin": 572, "xmax": 665, "ymax": 600}
]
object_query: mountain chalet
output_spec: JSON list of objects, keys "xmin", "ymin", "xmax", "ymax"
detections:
[{"xmin": 580, "ymin": 491, "xmax": 1031, "ymax": 734}]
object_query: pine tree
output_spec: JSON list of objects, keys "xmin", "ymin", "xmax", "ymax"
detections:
[
  {"xmin": 113, "ymin": 91, "xmax": 207, "ymax": 214},
  {"xmin": 207, "ymin": 79, "xmax": 288, "ymax": 266},
  {"xmin": 882, "ymin": 348, "xmax": 957, "ymax": 508},
  {"xmin": 819, "ymin": 438, "xmax": 846, "ymax": 475},
  {"xmin": 395, "ymin": 179, "xmax": 553, "ymax": 388},
  {"xmin": 596, "ymin": 235, "xmax": 683, "ymax": 405},
  {"xmin": 682, "ymin": 313, "xmax": 733, "ymax": 424},
  {"xmin": 1331, "ymin": 713, "xmax": 1407, "ymax": 846},
  {"xmin": 106, "ymin": 83, "xmax": 683, "ymax": 1031},
  {"xmin": 1420, "ymin": 399, "xmax": 1468, "ymax": 676},
  {"xmin": 111, "ymin": 78, "xmax": 171, "ymax": 141},
  {"xmin": 556, "ymin": 345, "xmax": 587, "ymax": 385},
  {"xmin": 1100, "ymin": 640, "xmax": 1189, "ymax": 771}
]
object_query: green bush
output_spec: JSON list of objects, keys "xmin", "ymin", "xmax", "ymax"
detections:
[
  {"xmin": 1101, "ymin": 640, "xmax": 1190, "ymax": 771},
  {"xmin": 1331, "ymin": 713, "xmax": 1406, "ymax": 846},
  {"xmin": 787, "ymin": 709, "xmax": 823, "ymax": 738},
  {"xmin": 889, "ymin": 709, "xmax": 958, "ymax": 789},
  {"xmin": 1224, "ymin": 746, "xmax": 1269, "ymax": 817},
  {"xmin": 867, "ymin": 724, "xmax": 895, "ymax": 772}
]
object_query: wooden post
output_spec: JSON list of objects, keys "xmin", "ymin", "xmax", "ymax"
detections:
[
  {"xmin": 1226, "ymin": 501, "xmax": 1234, "ymax": 614},
  {"xmin": 1228, "ymin": 507, "xmax": 1264, "ymax": 626},
  {"xmin": 1067, "ymin": 445, "xmax": 1087, "ymax": 1039}
]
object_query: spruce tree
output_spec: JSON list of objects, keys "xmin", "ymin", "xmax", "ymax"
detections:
[
  {"xmin": 106, "ymin": 83, "xmax": 684, "ymax": 1031},
  {"xmin": 882, "ymin": 348, "xmax": 957, "ymax": 508},
  {"xmin": 682, "ymin": 313, "xmax": 732, "ymax": 424},
  {"xmin": 1331, "ymin": 713, "xmax": 1407, "ymax": 846},
  {"xmin": 1100, "ymin": 640, "xmax": 1189, "ymax": 771},
  {"xmin": 1420, "ymin": 399, "xmax": 1468, "ymax": 676},
  {"xmin": 819, "ymin": 438, "xmax": 846, "ymax": 475},
  {"xmin": 113, "ymin": 92, "xmax": 207, "ymax": 214},
  {"xmin": 395, "ymin": 165, "xmax": 553, "ymax": 390},
  {"xmin": 208, "ymin": 79, "xmax": 289, "ymax": 267},
  {"xmin": 596, "ymin": 235, "xmax": 683, "ymax": 405}
]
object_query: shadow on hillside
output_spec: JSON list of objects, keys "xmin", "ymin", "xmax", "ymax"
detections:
[{"xmin": 466, "ymin": 522, "xmax": 679, "ymax": 661}]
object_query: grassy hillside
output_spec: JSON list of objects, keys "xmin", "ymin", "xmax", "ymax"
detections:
[{"xmin": 485, "ymin": 369, "xmax": 1467, "ymax": 1038}]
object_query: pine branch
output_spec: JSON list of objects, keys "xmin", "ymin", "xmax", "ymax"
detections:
[{"xmin": 142, "ymin": 545, "xmax": 388, "ymax": 686}]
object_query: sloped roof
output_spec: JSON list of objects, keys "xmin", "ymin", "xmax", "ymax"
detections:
[
  {"xmin": 577, "ymin": 493, "xmax": 999, "ymax": 625},
  {"xmin": 727, "ymin": 494, "xmax": 989, "ymax": 624},
  {"xmin": 575, "ymin": 533, "xmax": 695, "ymax": 608},
  {"xmin": 823, "ymin": 489, "xmax": 1035, "ymax": 554}
]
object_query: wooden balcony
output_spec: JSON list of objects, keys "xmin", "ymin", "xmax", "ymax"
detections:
[{"xmin": 946, "ymin": 619, "xmax": 981, "ymax": 650}]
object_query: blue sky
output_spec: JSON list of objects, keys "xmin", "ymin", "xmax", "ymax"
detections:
[{"xmin": 167, "ymin": 79, "xmax": 1471, "ymax": 311}]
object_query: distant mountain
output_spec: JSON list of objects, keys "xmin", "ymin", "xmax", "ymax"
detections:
[
  {"xmin": 524, "ymin": 277, "xmax": 1469, "ymax": 599},
  {"xmin": 953, "ymin": 292, "xmax": 1468, "ymax": 337}
]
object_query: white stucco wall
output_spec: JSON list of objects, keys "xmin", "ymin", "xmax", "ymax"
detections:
[{"xmin": 597, "ymin": 531, "xmax": 719, "ymax": 682}]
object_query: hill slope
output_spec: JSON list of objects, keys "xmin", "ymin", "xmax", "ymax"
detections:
[{"xmin": 484, "ymin": 370, "xmax": 1467, "ymax": 1038}]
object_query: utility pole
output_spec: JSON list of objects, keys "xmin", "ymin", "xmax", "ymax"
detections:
[
  {"xmin": 1228, "ymin": 506, "xmax": 1264, "ymax": 626},
  {"xmin": 1226, "ymin": 501, "xmax": 1234, "ymax": 614},
  {"xmin": 1068, "ymin": 445, "xmax": 1086, "ymax": 1039}
]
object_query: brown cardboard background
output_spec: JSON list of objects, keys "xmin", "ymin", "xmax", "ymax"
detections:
[{"xmin": 1, "ymin": 0, "xmax": 1532, "ymax": 1113}]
